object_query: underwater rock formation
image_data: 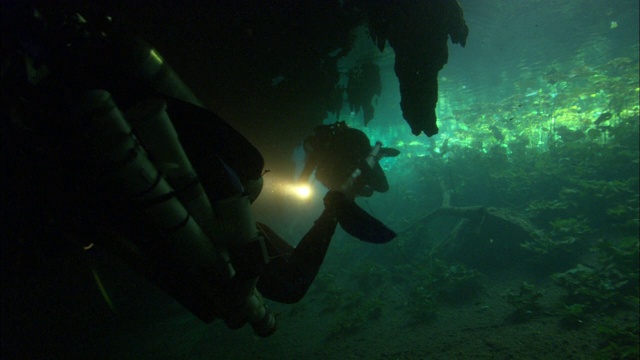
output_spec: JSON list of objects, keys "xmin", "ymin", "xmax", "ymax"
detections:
[
  {"xmin": 354, "ymin": 0, "xmax": 469, "ymax": 136},
  {"xmin": 346, "ymin": 61, "xmax": 381, "ymax": 126}
]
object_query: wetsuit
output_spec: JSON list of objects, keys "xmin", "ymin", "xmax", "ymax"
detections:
[{"xmin": 300, "ymin": 124, "xmax": 389, "ymax": 196}]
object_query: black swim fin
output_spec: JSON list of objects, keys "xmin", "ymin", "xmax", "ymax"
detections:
[{"xmin": 337, "ymin": 200, "xmax": 396, "ymax": 244}]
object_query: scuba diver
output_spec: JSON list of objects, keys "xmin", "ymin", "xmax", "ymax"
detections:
[
  {"xmin": 0, "ymin": 3, "xmax": 396, "ymax": 340},
  {"xmin": 299, "ymin": 121, "xmax": 400, "ymax": 197}
]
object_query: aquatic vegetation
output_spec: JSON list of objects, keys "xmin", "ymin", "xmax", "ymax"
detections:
[
  {"xmin": 606, "ymin": 204, "xmax": 637, "ymax": 220},
  {"xmin": 349, "ymin": 262, "xmax": 390, "ymax": 294},
  {"xmin": 406, "ymin": 285, "xmax": 438, "ymax": 324},
  {"xmin": 520, "ymin": 232, "xmax": 578, "ymax": 255},
  {"xmin": 432, "ymin": 261, "xmax": 482, "ymax": 304},
  {"xmin": 594, "ymin": 237, "xmax": 640, "ymax": 277},
  {"xmin": 606, "ymin": 203, "xmax": 640, "ymax": 234},
  {"xmin": 520, "ymin": 235, "xmax": 583, "ymax": 275},
  {"xmin": 413, "ymin": 259, "xmax": 482, "ymax": 305},
  {"xmin": 526, "ymin": 199, "xmax": 569, "ymax": 213},
  {"xmin": 553, "ymin": 264, "xmax": 620, "ymax": 310},
  {"xmin": 558, "ymin": 179, "xmax": 639, "ymax": 232},
  {"xmin": 595, "ymin": 320, "xmax": 640, "ymax": 360},
  {"xmin": 400, "ymin": 259, "xmax": 482, "ymax": 324},
  {"xmin": 552, "ymin": 238, "xmax": 638, "ymax": 314},
  {"xmin": 328, "ymin": 294, "xmax": 384, "ymax": 336},
  {"xmin": 550, "ymin": 217, "xmax": 591, "ymax": 235},
  {"xmin": 322, "ymin": 281, "xmax": 386, "ymax": 336},
  {"xmin": 520, "ymin": 217, "xmax": 592, "ymax": 268},
  {"xmin": 558, "ymin": 303, "xmax": 588, "ymax": 329},
  {"xmin": 502, "ymin": 281, "xmax": 545, "ymax": 322}
]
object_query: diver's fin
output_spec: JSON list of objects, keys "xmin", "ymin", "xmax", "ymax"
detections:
[
  {"xmin": 379, "ymin": 147, "xmax": 400, "ymax": 158},
  {"xmin": 337, "ymin": 201, "xmax": 396, "ymax": 243}
]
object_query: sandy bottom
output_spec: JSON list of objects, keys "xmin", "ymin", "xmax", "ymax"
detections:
[
  {"xmin": 3, "ymin": 240, "xmax": 637, "ymax": 360},
  {"xmin": 93, "ymin": 271, "xmax": 633, "ymax": 360}
]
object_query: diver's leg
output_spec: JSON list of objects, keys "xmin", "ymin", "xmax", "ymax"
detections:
[
  {"xmin": 257, "ymin": 209, "xmax": 338, "ymax": 303},
  {"xmin": 257, "ymin": 222, "xmax": 294, "ymax": 255}
]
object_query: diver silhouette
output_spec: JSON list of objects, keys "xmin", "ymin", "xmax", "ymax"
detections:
[
  {"xmin": 298, "ymin": 121, "xmax": 400, "ymax": 197},
  {"xmin": 1, "ymin": 3, "xmax": 397, "ymax": 338}
]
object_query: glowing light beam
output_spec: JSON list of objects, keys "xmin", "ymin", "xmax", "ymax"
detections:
[{"xmin": 288, "ymin": 183, "xmax": 312, "ymax": 200}]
